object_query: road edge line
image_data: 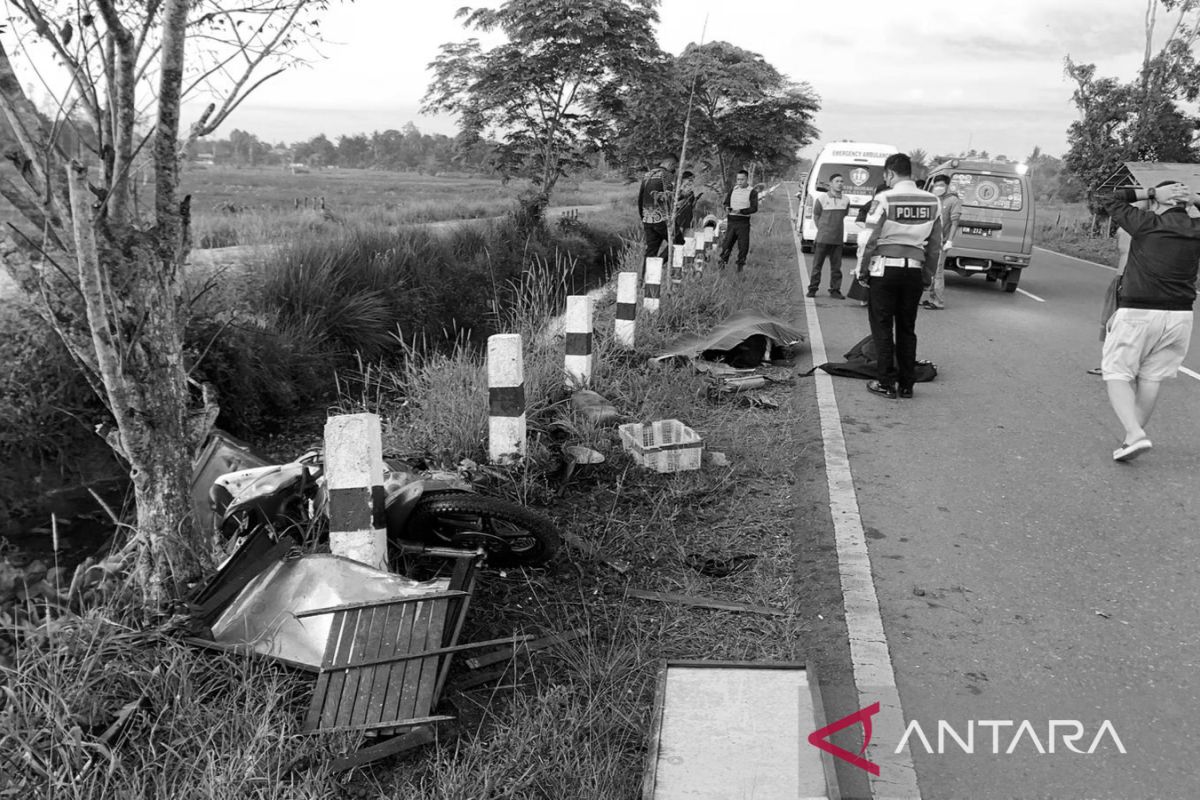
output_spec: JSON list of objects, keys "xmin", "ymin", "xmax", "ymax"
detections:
[
  {"xmin": 1034, "ymin": 245, "xmax": 1117, "ymax": 271},
  {"xmin": 787, "ymin": 192, "xmax": 921, "ymax": 800}
]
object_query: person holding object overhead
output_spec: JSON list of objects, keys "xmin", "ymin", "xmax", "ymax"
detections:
[
  {"xmin": 806, "ymin": 173, "xmax": 852, "ymax": 298},
  {"xmin": 855, "ymin": 153, "xmax": 942, "ymax": 399},
  {"xmin": 718, "ymin": 169, "xmax": 758, "ymax": 272},
  {"xmin": 1098, "ymin": 180, "xmax": 1200, "ymax": 462}
]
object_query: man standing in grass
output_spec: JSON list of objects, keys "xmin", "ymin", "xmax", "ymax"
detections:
[
  {"xmin": 638, "ymin": 156, "xmax": 677, "ymax": 271},
  {"xmin": 923, "ymin": 174, "xmax": 961, "ymax": 310},
  {"xmin": 718, "ymin": 169, "xmax": 758, "ymax": 271},
  {"xmin": 1099, "ymin": 180, "xmax": 1200, "ymax": 462},
  {"xmin": 806, "ymin": 174, "xmax": 851, "ymax": 298}
]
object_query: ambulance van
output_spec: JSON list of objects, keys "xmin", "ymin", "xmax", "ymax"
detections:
[
  {"xmin": 924, "ymin": 159, "xmax": 1034, "ymax": 293},
  {"xmin": 798, "ymin": 141, "xmax": 899, "ymax": 252}
]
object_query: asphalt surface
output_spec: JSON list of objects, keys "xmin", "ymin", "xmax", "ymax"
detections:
[{"xmin": 805, "ymin": 245, "xmax": 1200, "ymax": 799}]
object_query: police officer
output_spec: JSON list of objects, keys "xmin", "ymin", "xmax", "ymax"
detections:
[{"xmin": 855, "ymin": 153, "xmax": 942, "ymax": 399}]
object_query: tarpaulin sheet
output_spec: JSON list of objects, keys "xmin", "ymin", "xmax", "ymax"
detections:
[
  {"xmin": 212, "ymin": 554, "xmax": 449, "ymax": 668},
  {"xmin": 653, "ymin": 309, "xmax": 805, "ymax": 363}
]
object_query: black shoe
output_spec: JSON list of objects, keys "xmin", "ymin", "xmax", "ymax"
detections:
[
  {"xmin": 829, "ymin": 289, "xmax": 844, "ymax": 298},
  {"xmin": 898, "ymin": 386, "xmax": 913, "ymax": 399},
  {"xmin": 867, "ymin": 380, "xmax": 897, "ymax": 399},
  {"xmin": 806, "ymin": 288, "xmax": 818, "ymax": 297}
]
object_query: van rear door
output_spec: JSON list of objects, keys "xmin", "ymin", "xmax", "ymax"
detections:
[{"xmin": 949, "ymin": 172, "xmax": 1029, "ymax": 256}]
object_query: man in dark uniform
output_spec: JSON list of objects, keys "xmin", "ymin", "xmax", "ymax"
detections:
[{"xmin": 855, "ymin": 153, "xmax": 942, "ymax": 399}]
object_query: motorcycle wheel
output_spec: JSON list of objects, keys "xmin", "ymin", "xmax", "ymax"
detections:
[{"xmin": 409, "ymin": 495, "xmax": 561, "ymax": 567}]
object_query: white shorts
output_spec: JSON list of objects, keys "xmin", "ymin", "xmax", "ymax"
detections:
[{"xmin": 1101, "ymin": 308, "xmax": 1193, "ymax": 382}]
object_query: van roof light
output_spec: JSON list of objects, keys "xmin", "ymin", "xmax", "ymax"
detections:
[{"xmin": 1015, "ymin": 163, "xmax": 1029, "ymax": 175}]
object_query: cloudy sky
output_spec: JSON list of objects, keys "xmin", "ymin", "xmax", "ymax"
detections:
[{"xmin": 12, "ymin": 0, "xmax": 1166, "ymax": 160}]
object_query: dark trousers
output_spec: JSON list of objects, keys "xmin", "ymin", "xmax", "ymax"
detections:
[
  {"xmin": 719, "ymin": 218, "xmax": 751, "ymax": 269},
  {"xmin": 808, "ymin": 243, "xmax": 844, "ymax": 293},
  {"xmin": 867, "ymin": 267, "xmax": 925, "ymax": 389},
  {"xmin": 643, "ymin": 222, "xmax": 669, "ymax": 278}
]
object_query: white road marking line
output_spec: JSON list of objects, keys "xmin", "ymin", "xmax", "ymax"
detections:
[
  {"xmin": 1180, "ymin": 366, "xmax": 1200, "ymax": 382},
  {"xmin": 1016, "ymin": 287, "xmax": 1045, "ymax": 302},
  {"xmin": 1034, "ymin": 245, "xmax": 1117, "ymax": 271},
  {"xmin": 787, "ymin": 199, "xmax": 922, "ymax": 800}
]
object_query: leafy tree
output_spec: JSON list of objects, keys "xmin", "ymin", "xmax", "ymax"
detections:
[
  {"xmin": 423, "ymin": 0, "xmax": 661, "ymax": 211},
  {"xmin": 0, "ymin": 1, "xmax": 341, "ymax": 606},
  {"xmin": 1063, "ymin": 0, "xmax": 1200, "ymax": 205},
  {"xmin": 611, "ymin": 41, "xmax": 820, "ymax": 193}
]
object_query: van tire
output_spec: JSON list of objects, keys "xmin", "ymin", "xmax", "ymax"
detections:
[
  {"xmin": 801, "ymin": 240, "xmax": 814, "ymax": 254},
  {"xmin": 1002, "ymin": 271, "xmax": 1020, "ymax": 293}
]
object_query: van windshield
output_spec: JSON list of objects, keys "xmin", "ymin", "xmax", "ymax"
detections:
[
  {"xmin": 812, "ymin": 164, "xmax": 886, "ymax": 205},
  {"xmin": 950, "ymin": 173, "xmax": 1023, "ymax": 211}
]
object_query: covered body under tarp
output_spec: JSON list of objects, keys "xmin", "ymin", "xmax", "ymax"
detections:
[{"xmin": 653, "ymin": 309, "xmax": 805, "ymax": 368}]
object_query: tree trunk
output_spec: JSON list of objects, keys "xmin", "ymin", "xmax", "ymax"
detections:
[{"xmin": 67, "ymin": 162, "xmax": 208, "ymax": 608}]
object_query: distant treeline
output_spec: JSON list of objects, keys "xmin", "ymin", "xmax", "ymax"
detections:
[{"xmin": 188, "ymin": 123, "xmax": 610, "ymax": 176}]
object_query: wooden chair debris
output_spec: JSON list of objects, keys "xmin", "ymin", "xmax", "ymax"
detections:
[{"xmin": 301, "ymin": 552, "xmax": 481, "ymax": 746}]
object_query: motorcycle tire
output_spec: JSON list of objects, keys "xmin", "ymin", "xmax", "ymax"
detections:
[{"xmin": 409, "ymin": 495, "xmax": 561, "ymax": 567}]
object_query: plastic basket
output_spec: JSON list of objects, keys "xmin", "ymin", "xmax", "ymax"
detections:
[{"xmin": 618, "ymin": 419, "xmax": 704, "ymax": 473}]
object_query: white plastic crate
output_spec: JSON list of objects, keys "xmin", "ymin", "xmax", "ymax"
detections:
[{"xmin": 618, "ymin": 419, "xmax": 704, "ymax": 473}]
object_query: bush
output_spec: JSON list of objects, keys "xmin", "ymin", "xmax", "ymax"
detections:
[{"xmin": 187, "ymin": 204, "xmax": 626, "ymax": 437}]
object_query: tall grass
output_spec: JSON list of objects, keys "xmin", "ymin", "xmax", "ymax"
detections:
[{"xmin": 0, "ymin": 612, "xmax": 352, "ymax": 798}]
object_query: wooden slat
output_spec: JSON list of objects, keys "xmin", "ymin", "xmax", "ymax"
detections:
[
  {"xmin": 397, "ymin": 599, "xmax": 435, "ymax": 721},
  {"xmin": 350, "ymin": 601, "xmax": 392, "ymax": 726},
  {"xmin": 364, "ymin": 600, "xmax": 405, "ymax": 729},
  {"xmin": 305, "ymin": 610, "xmax": 353, "ymax": 731},
  {"xmin": 329, "ymin": 726, "xmax": 436, "ymax": 772},
  {"xmin": 380, "ymin": 602, "xmax": 420, "ymax": 725},
  {"xmin": 412, "ymin": 599, "xmax": 448, "ymax": 720},
  {"xmin": 334, "ymin": 607, "xmax": 375, "ymax": 729}
]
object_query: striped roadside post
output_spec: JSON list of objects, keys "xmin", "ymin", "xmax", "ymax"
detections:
[
  {"xmin": 487, "ymin": 333, "xmax": 526, "ymax": 464},
  {"xmin": 683, "ymin": 235, "xmax": 696, "ymax": 278},
  {"xmin": 615, "ymin": 270, "xmax": 638, "ymax": 347},
  {"xmin": 324, "ymin": 413, "xmax": 387, "ymax": 569},
  {"xmin": 564, "ymin": 294, "xmax": 594, "ymax": 387},
  {"xmin": 644, "ymin": 257, "xmax": 663, "ymax": 313},
  {"xmin": 670, "ymin": 245, "xmax": 685, "ymax": 285}
]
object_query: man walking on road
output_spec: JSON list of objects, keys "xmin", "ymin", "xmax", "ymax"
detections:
[
  {"xmin": 856, "ymin": 153, "xmax": 942, "ymax": 399},
  {"xmin": 1099, "ymin": 180, "xmax": 1200, "ymax": 462},
  {"xmin": 638, "ymin": 155, "xmax": 677, "ymax": 271},
  {"xmin": 718, "ymin": 169, "xmax": 758, "ymax": 271},
  {"xmin": 923, "ymin": 174, "xmax": 961, "ymax": 310},
  {"xmin": 807, "ymin": 174, "xmax": 852, "ymax": 298}
]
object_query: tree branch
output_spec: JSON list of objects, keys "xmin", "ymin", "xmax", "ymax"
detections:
[
  {"xmin": 96, "ymin": 0, "xmax": 137, "ymax": 223},
  {"xmin": 153, "ymin": 0, "xmax": 191, "ymax": 231}
]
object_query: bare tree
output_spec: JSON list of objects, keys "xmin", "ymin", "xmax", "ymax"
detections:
[{"xmin": 0, "ymin": 1, "xmax": 338, "ymax": 607}]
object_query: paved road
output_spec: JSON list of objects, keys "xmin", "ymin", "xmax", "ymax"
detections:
[{"xmin": 807, "ymin": 245, "xmax": 1200, "ymax": 799}]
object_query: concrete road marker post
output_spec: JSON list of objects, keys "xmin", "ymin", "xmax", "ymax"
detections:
[
  {"xmin": 324, "ymin": 413, "xmax": 387, "ymax": 569},
  {"xmin": 487, "ymin": 333, "xmax": 526, "ymax": 464},
  {"xmin": 615, "ymin": 270, "xmax": 638, "ymax": 348},
  {"xmin": 644, "ymin": 257, "xmax": 663, "ymax": 313},
  {"xmin": 564, "ymin": 294, "xmax": 594, "ymax": 388}
]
